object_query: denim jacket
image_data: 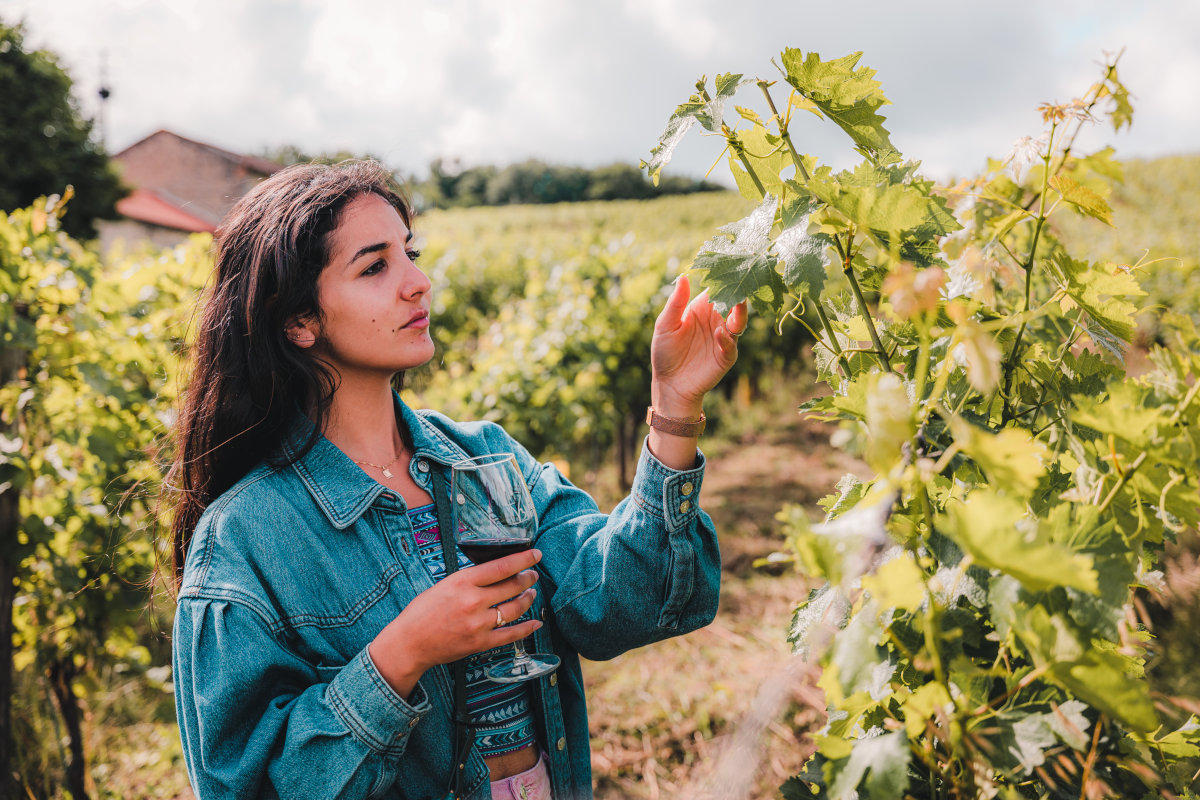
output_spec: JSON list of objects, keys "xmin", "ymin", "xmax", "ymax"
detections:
[{"xmin": 173, "ymin": 398, "xmax": 721, "ymax": 800}]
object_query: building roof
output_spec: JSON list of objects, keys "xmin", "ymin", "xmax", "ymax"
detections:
[
  {"xmin": 113, "ymin": 129, "xmax": 282, "ymax": 177},
  {"xmin": 115, "ymin": 188, "xmax": 217, "ymax": 233}
]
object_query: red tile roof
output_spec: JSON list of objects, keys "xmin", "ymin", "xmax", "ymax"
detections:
[{"xmin": 115, "ymin": 188, "xmax": 217, "ymax": 233}]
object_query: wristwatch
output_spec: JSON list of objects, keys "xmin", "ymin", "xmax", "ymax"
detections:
[{"xmin": 645, "ymin": 406, "xmax": 706, "ymax": 437}]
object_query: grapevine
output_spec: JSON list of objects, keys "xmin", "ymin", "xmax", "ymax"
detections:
[{"xmin": 644, "ymin": 48, "xmax": 1200, "ymax": 798}]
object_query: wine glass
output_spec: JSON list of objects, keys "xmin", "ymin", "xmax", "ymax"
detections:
[{"xmin": 451, "ymin": 453, "xmax": 560, "ymax": 682}]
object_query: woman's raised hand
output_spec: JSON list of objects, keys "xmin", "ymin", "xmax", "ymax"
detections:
[
  {"xmin": 368, "ymin": 550, "xmax": 543, "ymax": 698},
  {"xmin": 650, "ymin": 275, "xmax": 748, "ymax": 417}
]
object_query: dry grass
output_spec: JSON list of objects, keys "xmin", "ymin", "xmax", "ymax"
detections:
[{"xmin": 580, "ymin": 372, "xmax": 863, "ymax": 800}]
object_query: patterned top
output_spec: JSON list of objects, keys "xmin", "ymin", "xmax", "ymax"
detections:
[{"xmin": 406, "ymin": 504, "xmax": 537, "ymax": 757}]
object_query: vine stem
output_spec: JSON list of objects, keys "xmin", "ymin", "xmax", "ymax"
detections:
[
  {"xmin": 757, "ymin": 80, "xmax": 811, "ymax": 181},
  {"xmin": 813, "ymin": 301, "xmax": 853, "ymax": 376},
  {"xmin": 1096, "ymin": 451, "xmax": 1147, "ymax": 514},
  {"xmin": 1000, "ymin": 121, "xmax": 1058, "ymax": 425},
  {"xmin": 833, "ymin": 233, "xmax": 893, "ymax": 372},
  {"xmin": 724, "ymin": 126, "xmax": 768, "ymax": 197},
  {"xmin": 695, "ymin": 83, "xmax": 770, "ymax": 199}
]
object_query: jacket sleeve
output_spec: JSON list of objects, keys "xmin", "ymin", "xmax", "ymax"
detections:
[
  {"xmin": 504, "ymin": 430, "xmax": 721, "ymax": 661},
  {"xmin": 173, "ymin": 596, "xmax": 432, "ymax": 799}
]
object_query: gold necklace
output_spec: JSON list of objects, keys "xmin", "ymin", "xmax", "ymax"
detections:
[{"xmin": 353, "ymin": 451, "xmax": 403, "ymax": 479}]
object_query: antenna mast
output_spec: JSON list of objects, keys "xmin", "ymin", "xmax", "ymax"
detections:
[{"xmin": 97, "ymin": 51, "xmax": 112, "ymax": 148}]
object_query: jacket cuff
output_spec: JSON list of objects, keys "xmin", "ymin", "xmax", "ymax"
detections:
[
  {"xmin": 326, "ymin": 648, "xmax": 432, "ymax": 756},
  {"xmin": 631, "ymin": 437, "xmax": 706, "ymax": 531}
]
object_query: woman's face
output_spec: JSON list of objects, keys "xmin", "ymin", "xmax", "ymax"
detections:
[{"xmin": 295, "ymin": 192, "xmax": 434, "ymax": 379}]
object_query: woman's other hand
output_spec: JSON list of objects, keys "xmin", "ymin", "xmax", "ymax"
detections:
[
  {"xmin": 368, "ymin": 549, "xmax": 543, "ymax": 697},
  {"xmin": 646, "ymin": 275, "xmax": 747, "ymax": 468},
  {"xmin": 651, "ymin": 275, "xmax": 748, "ymax": 411}
]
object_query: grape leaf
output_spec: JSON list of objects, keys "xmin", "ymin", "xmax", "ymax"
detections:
[
  {"xmin": 944, "ymin": 491, "xmax": 1098, "ymax": 594},
  {"xmin": 775, "ymin": 195, "xmax": 832, "ymax": 297},
  {"xmin": 692, "ymin": 194, "xmax": 786, "ymax": 314},
  {"xmin": 1049, "ymin": 649, "xmax": 1159, "ymax": 733},
  {"xmin": 1046, "ymin": 253, "xmax": 1144, "ymax": 343},
  {"xmin": 994, "ymin": 711, "xmax": 1058, "ymax": 773},
  {"xmin": 826, "ymin": 730, "xmax": 910, "ymax": 800},
  {"xmin": 861, "ymin": 550, "xmax": 925, "ymax": 611},
  {"xmin": 949, "ymin": 416, "xmax": 1047, "ymax": 498},
  {"xmin": 1049, "ymin": 174, "xmax": 1113, "ymax": 225},
  {"xmin": 780, "ymin": 49, "xmax": 901, "ymax": 165},
  {"xmin": 641, "ymin": 72, "xmax": 752, "ymax": 185},
  {"xmin": 807, "ymin": 161, "xmax": 961, "ymax": 266},
  {"xmin": 1046, "ymin": 700, "xmax": 1092, "ymax": 751}
]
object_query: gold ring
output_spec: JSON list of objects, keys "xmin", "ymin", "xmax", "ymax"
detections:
[{"xmin": 495, "ymin": 607, "xmax": 506, "ymax": 628}]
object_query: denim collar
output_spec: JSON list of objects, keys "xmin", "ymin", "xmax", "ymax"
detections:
[{"xmin": 282, "ymin": 394, "xmax": 472, "ymax": 530}]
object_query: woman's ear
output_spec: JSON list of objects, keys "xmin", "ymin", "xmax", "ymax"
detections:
[{"xmin": 285, "ymin": 315, "xmax": 318, "ymax": 348}]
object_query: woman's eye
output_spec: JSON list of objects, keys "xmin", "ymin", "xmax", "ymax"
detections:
[
  {"xmin": 406, "ymin": 249, "xmax": 422, "ymax": 262},
  {"xmin": 362, "ymin": 259, "xmax": 386, "ymax": 276}
]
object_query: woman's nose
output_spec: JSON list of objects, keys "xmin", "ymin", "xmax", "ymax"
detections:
[{"xmin": 400, "ymin": 258, "xmax": 431, "ymax": 299}]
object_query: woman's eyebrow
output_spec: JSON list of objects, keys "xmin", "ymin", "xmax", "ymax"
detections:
[{"xmin": 347, "ymin": 241, "xmax": 388, "ymax": 267}]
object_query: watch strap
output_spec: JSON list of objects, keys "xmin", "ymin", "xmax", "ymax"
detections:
[{"xmin": 645, "ymin": 406, "xmax": 706, "ymax": 437}]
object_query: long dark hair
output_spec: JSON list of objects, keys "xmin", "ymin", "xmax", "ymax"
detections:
[{"xmin": 164, "ymin": 160, "xmax": 413, "ymax": 587}]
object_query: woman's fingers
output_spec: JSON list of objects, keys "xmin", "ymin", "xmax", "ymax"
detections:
[
  {"xmin": 655, "ymin": 274, "xmax": 693, "ymax": 333},
  {"xmin": 462, "ymin": 548, "xmax": 541, "ymax": 586},
  {"xmin": 726, "ymin": 300, "xmax": 749, "ymax": 336}
]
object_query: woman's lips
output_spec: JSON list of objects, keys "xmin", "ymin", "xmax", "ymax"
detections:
[{"xmin": 402, "ymin": 311, "xmax": 430, "ymax": 329}]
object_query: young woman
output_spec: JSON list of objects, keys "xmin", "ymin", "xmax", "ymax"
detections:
[{"xmin": 168, "ymin": 160, "xmax": 747, "ymax": 800}]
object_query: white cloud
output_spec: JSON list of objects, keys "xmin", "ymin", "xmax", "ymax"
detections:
[{"xmin": 2, "ymin": 0, "xmax": 1196, "ymax": 180}]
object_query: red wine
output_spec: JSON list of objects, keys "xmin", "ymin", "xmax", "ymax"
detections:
[{"xmin": 460, "ymin": 538, "xmax": 532, "ymax": 564}]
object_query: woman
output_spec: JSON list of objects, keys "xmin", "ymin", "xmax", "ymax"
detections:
[{"xmin": 168, "ymin": 160, "xmax": 747, "ymax": 800}]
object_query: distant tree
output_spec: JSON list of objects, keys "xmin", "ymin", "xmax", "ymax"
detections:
[
  {"xmin": 416, "ymin": 158, "xmax": 725, "ymax": 210},
  {"xmin": 585, "ymin": 163, "xmax": 655, "ymax": 201},
  {"xmin": 261, "ymin": 144, "xmax": 391, "ymax": 168},
  {"xmin": 0, "ymin": 21, "xmax": 124, "ymax": 239}
]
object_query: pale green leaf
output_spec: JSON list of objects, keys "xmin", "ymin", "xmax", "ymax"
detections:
[
  {"xmin": 864, "ymin": 372, "xmax": 915, "ymax": 476},
  {"xmin": 1049, "ymin": 174, "xmax": 1113, "ymax": 225},
  {"xmin": 641, "ymin": 73, "xmax": 751, "ymax": 184},
  {"xmin": 1046, "ymin": 700, "xmax": 1091, "ymax": 751},
  {"xmin": 774, "ymin": 202, "xmax": 832, "ymax": 297},
  {"xmin": 861, "ymin": 550, "xmax": 925, "ymax": 611},
  {"xmin": 828, "ymin": 731, "xmax": 910, "ymax": 800},
  {"xmin": 949, "ymin": 416, "xmax": 1047, "ymax": 498},
  {"xmin": 1049, "ymin": 649, "xmax": 1159, "ymax": 733},
  {"xmin": 1047, "ymin": 252, "xmax": 1144, "ymax": 344},
  {"xmin": 944, "ymin": 491, "xmax": 1098, "ymax": 594},
  {"xmin": 692, "ymin": 194, "xmax": 786, "ymax": 314},
  {"xmin": 780, "ymin": 49, "xmax": 901, "ymax": 165}
]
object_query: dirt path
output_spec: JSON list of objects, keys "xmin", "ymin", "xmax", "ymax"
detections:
[{"xmin": 585, "ymin": 394, "xmax": 867, "ymax": 799}]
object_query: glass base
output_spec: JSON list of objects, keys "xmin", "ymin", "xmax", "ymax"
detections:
[{"xmin": 488, "ymin": 653, "xmax": 561, "ymax": 683}]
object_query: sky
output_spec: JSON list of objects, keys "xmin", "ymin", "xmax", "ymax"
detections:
[{"xmin": 3, "ymin": 0, "xmax": 1198, "ymax": 185}]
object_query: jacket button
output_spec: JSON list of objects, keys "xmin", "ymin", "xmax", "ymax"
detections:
[
  {"xmin": 681, "ymin": 481, "xmax": 694, "ymax": 496},
  {"xmin": 408, "ymin": 717, "xmax": 419, "ymax": 728},
  {"xmin": 556, "ymin": 737, "xmax": 566, "ymax": 751},
  {"xmin": 549, "ymin": 673, "xmax": 557, "ymax": 686},
  {"xmin": 679, "ymin": 500, "xmax": 691, "ymax": 513},
  {"xmin": 417, "ymin": 460, "xmax": 430, "ymax": 473}
]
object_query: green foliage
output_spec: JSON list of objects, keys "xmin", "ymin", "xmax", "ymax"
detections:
[
  {"xmin": 645, "ymin": 49, "xmax": 1200, "ymax": 798},
  {"xmin": 0, "ymin": 20, "xmax": 125, "ymax": 239},
  {"xmin": 409, "ymin": 192, "xmax": 811, "ymax": 483},
  {"xmin": 1, "ymin": 191, "xmax": 204, "ymax": 796},
  {"xmin": 414, "ymin": 158, "xmax": 723, "ymax": 210}
]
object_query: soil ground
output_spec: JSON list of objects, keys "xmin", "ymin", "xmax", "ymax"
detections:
[{"xmin": 582, "ymin": 375, "xmax": 868, "ymax": 800}]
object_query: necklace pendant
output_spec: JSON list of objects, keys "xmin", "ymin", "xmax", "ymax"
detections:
[{"xmin": 382, "ymin": 467, "xmax": 394, "ymax": 479}]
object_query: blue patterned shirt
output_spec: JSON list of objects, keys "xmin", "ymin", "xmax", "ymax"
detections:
[{"xmin": 406, "ymin": 503, "xmax": 536, "ymax": 757}]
